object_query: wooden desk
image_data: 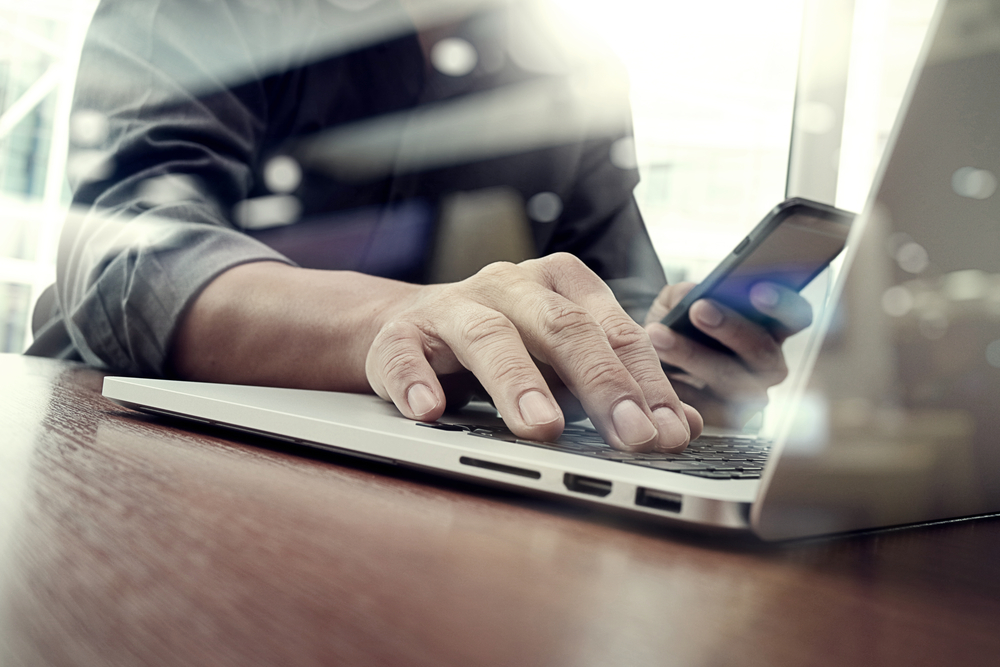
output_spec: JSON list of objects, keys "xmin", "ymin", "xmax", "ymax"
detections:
[{"xmin": 1, "ymin": 354, "xmax": 999, "ymax": 667}]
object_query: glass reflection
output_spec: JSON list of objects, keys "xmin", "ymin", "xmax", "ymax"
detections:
[{"xmin": 759, "ymin": 0, "xmax": 1000, "ymax": 539}]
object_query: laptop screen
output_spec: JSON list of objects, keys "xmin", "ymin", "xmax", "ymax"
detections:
[{"xmin": 757, "ymin": 0, "xmax": 1000, "ymax": 539}]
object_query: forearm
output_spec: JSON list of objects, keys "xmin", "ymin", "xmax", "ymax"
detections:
[{"xmin": 169, "ymin": 261, "xmax": 420, "ymax": 392}]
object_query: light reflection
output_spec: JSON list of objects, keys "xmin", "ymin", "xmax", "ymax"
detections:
[
  {"xmin": 986, "ymin": 340, "xmax": 1000, "ymax": 369},
  {"xmin": 951, "ymin": 166, "xmax": 997, "ymax": 200},
  {"xmin": 944, "ymin": 269, "xmax": 988, "ymax": 301},
  {"xmin": 885, "ymin": 231, "xmax": 914, "ymax": 257},
  {"xmin": 325, "ymin": 0, "xmax": 383, "ymax": 10},
  {"xmin": 297, "ymin": 71, "xmax": 632, "ymax": 182},
  {"xmin": 883, "ymin": 270, "xmax": 1000, "ymax": 323},
  {"xmin": 136, "ymin": 175, "xmax": 202, "ymax": 207},
  {"xmin": 66, "ymin": 150, "xmax": 113, "ymax": 187},
  {"xmin": 430, "ymin": 37, "xmax": 478, "ymax": 76},
  {"xmin": 69, "ymin": 109, "xmax": 108, "ymax": 147},
  {"xmin": 895, "ymin": 241, "xmax": 929, "ymax": 274},
  {"xmin": 881, "ymin": 285, "xmax": 913, "ymax": 317},
  {"xmin": 263, "ymin": 156, "xmax": 303, "ymax": 194},
  {"xmin": 525, "ymin": 191, "xmax": 562, "ymax": 223},
  {"xmin": 609, "ymin": 136, "xmax": 637, "ymax": 170},
  {"xmin": 233, "ymin": 195, "xmax": 302, "ymax": 230}
]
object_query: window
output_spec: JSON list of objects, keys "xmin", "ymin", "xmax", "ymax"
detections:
[
  {"xmin": 0, "ymin": 0, "xmax": 937, "ymax": 358},
  {"xmin": 0, "ymin": 0, "xmax": 96, "ymax": 353}
]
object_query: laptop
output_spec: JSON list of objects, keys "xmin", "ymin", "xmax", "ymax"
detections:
[{"xmin": 103, "ymin": 0, "xmax": 1000, "ymax": 539}]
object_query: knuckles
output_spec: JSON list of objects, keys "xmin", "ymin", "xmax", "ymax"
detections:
[
  {"xmin": 464, "ymin": 261, "xmax": 522, "ymax": 296},
  {"xmin": 535, "ymin": 301, "xmax": 596, "ymax": 341},
  {"xmin": 457, "ymin": 309, "xmax": 518, "ymax": 352},
  {"xmin": 575, "ymin": 356, "xmax": 633, "ymax": 393},
  {"xmin": 598, "ymin": 313, "xmax": 650, "ymax": 354},
  {"xmin": 535, "ymin": 252, "xmax": 587, "ymax": 273},
  {"xmin": 369, "ymin": 322, "xmax": 425, "ymax": 379}
]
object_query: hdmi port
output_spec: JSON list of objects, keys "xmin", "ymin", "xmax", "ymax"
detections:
[
  {"xmin": 635, "ymin": 487, "xmax": 682, "ymax": 513},
  {"xmin": 563, "ymin": 473, "xmax": 612, "ymax": 497}
]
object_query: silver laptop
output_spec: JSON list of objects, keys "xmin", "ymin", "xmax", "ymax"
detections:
[{"xmin": 103, "ymin": 0, "xmax": 1000, "ymax": 539}]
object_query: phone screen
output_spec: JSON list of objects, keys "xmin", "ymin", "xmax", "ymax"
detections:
[
  {"xmin": 707, "ymin": 212, "xmax": 849, "ymax": 314},
  {"xmin": 661, "ymin": 199, "xmax": 853, "ymax": 354}
]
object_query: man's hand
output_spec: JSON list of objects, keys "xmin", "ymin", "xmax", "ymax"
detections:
[
  {"xmin": 170, "ymin": 256, "xmax": 702, "ymax": 453},
  {"xmin": 643, "ymin": 282, "xmax": 813, "ymax": 427},
  {"xmin": 366, "ymin": 253, "xmax": 702, "ymax": 452}
]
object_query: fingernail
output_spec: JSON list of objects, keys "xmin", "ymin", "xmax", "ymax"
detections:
[
  {"xmin": 653, "ymin": 408, "xmax": 689, "ymax": 452},
  {"xmin": 406, "ymin": 384, "xmax": 437, "ymax": 418},
  {"xmin": 750, "ymin": 283, "xmax": 781, "ymax": 309},
  {"xmin": 695, "ymin": 301, "xmax": 724, "ymax": 328},
  {"xmin": 519, "ymin": 390, "xmax": 559, "ymax": 426},
  {"xmin": 612, "ymin": 400, "xmax": 657, "ymax": 449},
  {"xmin": 646, "ymin": 323, "xmax": 675, "ymax": 350}
]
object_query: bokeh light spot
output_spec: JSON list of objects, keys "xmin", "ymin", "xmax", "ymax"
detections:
[
  {"xmin": 264, "ymin": 156, "xmax": 302, "ymax": 194},
  {"xmin": 881, "ymin": 285, "xmax": 913, "ymax": 317},
  {"xmin": 609, "ymin": 137, "xmax": 638, "ymax": 170},
  {"xmin": 234, "ymin": 195, "xmax": 302, "ymax": 229},
  {"xmin": 67, "ymin": 150, "xmax": 114, "ymax": 186},
  {"xmin": 896, "ymin": 241, "xmax": 929, "ymax": 274},
  {"xmin": 70, "ymin": 110, "xmax": 109, "ymax": 147},
  {"xmin": 526, "ymin": 192, "xmax": 563, "ymax": 223},
  {"xmin": 431, "ymin": 38, "xmax": 478, "ymax": 77},
  {"xmin": 952, "ymin": 166, "xmax": 997, "ymax": 200},
  {"xmin": 137, "ymin": 175, "xmax": 201, "ymax": 207},
  {"xmin": 325, "ymin": 0, "xmax": 381, "ymax": 10}
]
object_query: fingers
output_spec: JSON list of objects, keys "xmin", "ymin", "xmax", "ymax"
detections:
[
  {"xmin": 687, "ymin": 300, "xmax": 788, "ymax": 383},
  {"xmin": 671, "ymin": 379, "xmax": 755, "ymax": 430},
  {"xmin": 523, "ymin": 255, "xmax": 692, "ymax": 451},
  {"xmin": 647, "ymin": 320, "xmax": 771, "ymax": 412},
  {"xmin": 748, "ymin": 282, "xmax": 813, "ymax": 340},
  {"xmin": 644, "ymin": 281, "xmax": 812, "ymax": 428},
  {"xmin": 367, "ymin": 304, "xmax": 566, "ymax": 442},
  {"xmin": 644, "ymin": 281, "xmax": 696, "ymax": 325},
  {"xmin": 366, "ymin": 254, "xmax": 696, "ymax": 452},
  {"xmin": 441, "ymin": 302, "xmax": 567, "ymax": 441},
  {"xmin": 366, "ymin": 320, "xmax": 450, "ymax": 423}
]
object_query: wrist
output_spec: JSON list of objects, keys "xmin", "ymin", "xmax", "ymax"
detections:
[{"xmin": 169, "ymin": 261, "xmax": 422, "ymax": 391}]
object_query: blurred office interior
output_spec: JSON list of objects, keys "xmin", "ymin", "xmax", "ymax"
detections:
[{"xmin": 0, "ymin": 0, "xmax": 937, "ymax": 355}]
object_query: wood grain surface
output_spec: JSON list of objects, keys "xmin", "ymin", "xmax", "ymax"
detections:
[{"xmin": 1, "ymin": 354, "xmax": 998, "ymax": 667}]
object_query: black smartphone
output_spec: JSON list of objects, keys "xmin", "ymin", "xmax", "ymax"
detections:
[{"xmin": 661, "ymin": 197, "xmax": 854, "ymax": 354}]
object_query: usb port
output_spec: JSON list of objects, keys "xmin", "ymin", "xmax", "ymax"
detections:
[
  {"xmin": 563, "ymin": 473, "xmax": 612, "ymax": 497},
  {"xmin": 635, "ymin": 487, "xmax": 682, "ymax": 513}
]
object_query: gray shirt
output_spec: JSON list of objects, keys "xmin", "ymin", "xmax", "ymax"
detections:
[{"xmin": 27, "ymin": 0, "xmax": 666, "ymax": 376}]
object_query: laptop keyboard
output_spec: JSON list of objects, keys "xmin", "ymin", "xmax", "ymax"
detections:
[{"xmin": 419, "ymin": 422, "xmax": 771, "ymax": 480}]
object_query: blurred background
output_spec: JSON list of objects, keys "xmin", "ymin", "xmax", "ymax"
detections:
[{"xmin": 0, "ymin": 0, "xmax": 937, "ymax": 355}]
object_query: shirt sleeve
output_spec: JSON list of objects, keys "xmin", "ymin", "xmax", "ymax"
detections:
[{"xmin": 50, "ymin": 0, "xmax": 305, "ymax": 376}]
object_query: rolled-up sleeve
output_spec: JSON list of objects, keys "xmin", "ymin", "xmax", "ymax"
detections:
[{"xmin": 51, "ymin": 0, "xmax": 302, "ymax": 376}]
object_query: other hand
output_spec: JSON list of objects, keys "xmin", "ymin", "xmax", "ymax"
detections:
[{"xmin": 643, "ymin": 281, "xmax": 812, "ymax": 427}]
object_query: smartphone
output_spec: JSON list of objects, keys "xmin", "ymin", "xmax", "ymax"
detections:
[{"xmin": 661, "ymin": 197, "xmax": 854, "ymax": 354}]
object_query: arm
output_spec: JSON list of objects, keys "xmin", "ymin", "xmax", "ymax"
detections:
[
  {"xmin": 65, "ymin": 0, "xmax": 702, "ymax": 452},
  {"xmin": 58, "ymin": 0, "xmax": 295, "ymax": 375},
  {"xmin": 171, "ymin": 256, "xmax": 703, "ymax": 452}
]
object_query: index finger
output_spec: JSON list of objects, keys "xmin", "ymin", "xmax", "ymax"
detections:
[{"xmin": 519, "ymin": 254, "xmax": 699, "ymax": 451}]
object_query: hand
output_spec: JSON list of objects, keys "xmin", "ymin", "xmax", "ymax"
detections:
[
  {"xmin": 643, "ymin": 282, "xmax": 812, "ymax": 427},
  {"xmin": 365, "ymin": 253, "xmax": 703, "ymax": 452}
]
